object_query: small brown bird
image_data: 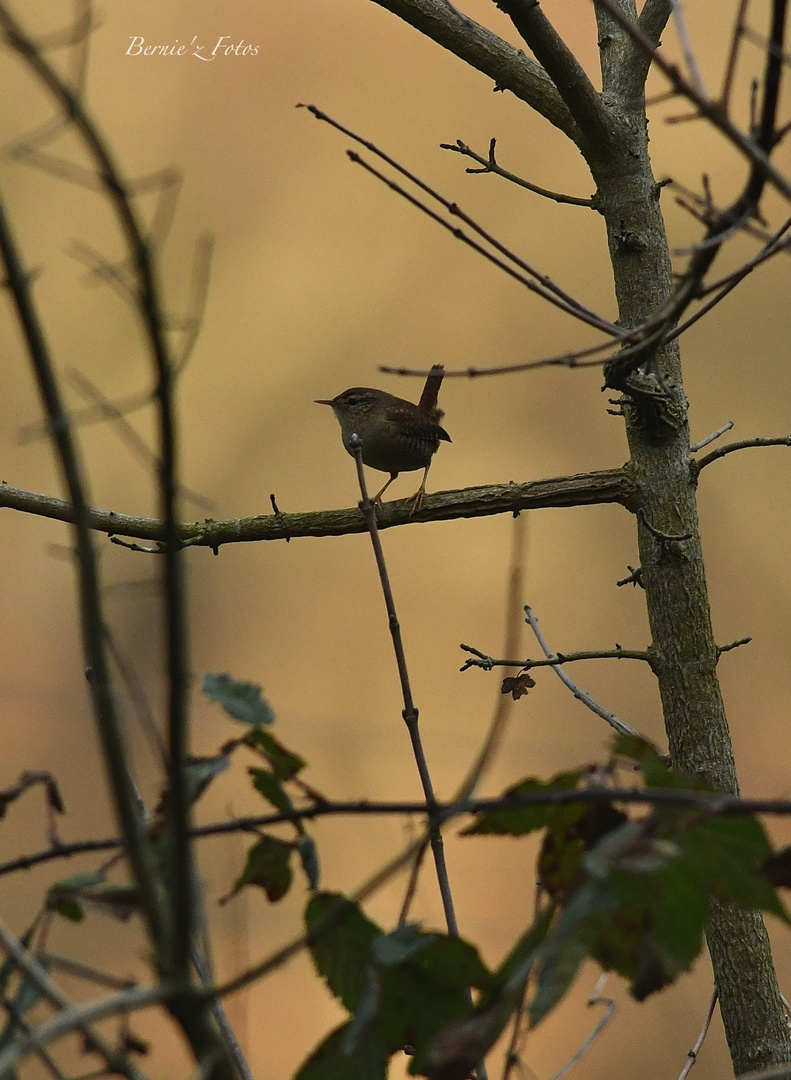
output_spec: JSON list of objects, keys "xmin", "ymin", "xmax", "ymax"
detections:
[{"xmin": 316, "ymin": 366, "xmax": 450, "ymax": 508}]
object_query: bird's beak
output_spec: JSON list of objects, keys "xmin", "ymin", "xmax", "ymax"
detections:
[{"xmin": 314, "ymin": 398, "xmax": 334, "ymax": 406}]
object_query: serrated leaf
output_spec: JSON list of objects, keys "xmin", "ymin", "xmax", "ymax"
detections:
[
  {"xmin": 372, "ymin": 925, "xmax": 434, "ymax": 968},
  {"xmin": 202, "ymin": 672, "xmax": 275, "ymax": 726},
  {"xmin": 380, "ymin": 934, "xmax": 492, "ymax": 1072},
  {"xmin": 246, "ymin": 727, "xmax": 306, "ymax": 780},
  {"xmin": 228, "ymin": 835, "xmax": 293, "ymax": 903},
  {"xmin": 297, "ymin": 834, "xmax": 320, "ymax": 891},
  {"xmin": 295, "ymin": 1020, "xmax": 389, "ymax": 1080},
  {"xmin": 305, "ymin": 893, "xmax": 381, "ymax": 1012},
  {"xmin": 681, "ymin": 814, "xmax": 788, "ymax": 919},
  {"xmin": 462, "ymin": 771, "xmax": 585, "ymax": 836}
]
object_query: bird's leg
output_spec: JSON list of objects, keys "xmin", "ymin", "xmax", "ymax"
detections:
[
  {"xmin": 373, "ymin": 471, "xmax": 399, "ymax": 505},
  {"xmin": 408, "ymin": 464, "xmax": 432, "ymax": 517}
]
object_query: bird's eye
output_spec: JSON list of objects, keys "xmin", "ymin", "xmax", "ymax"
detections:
[{"xmin": 346, "ymin": 394, "xmax": 361, "ymax": 406}]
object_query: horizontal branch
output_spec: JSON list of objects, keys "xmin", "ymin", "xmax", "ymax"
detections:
[
  {"xmin": 0, "ymin": 468, "xmax": 636, "ymax": 548},
  {"xmin": 6, "ymin": 786, "xmax": 791, "ymax": 879},
  {"xmin": 694, "ymin": 435, "xmax": 791, "ymax": 472},
  {"xmin": 459, "ymin": 643, "xmax": 652, "ymax": 671}
]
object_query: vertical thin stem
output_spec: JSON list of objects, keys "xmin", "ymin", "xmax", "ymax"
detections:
[
  {"xmin": 0, "ymin": 185, "xmax": 166, "ymax": 954},
  {"xmin": 0, "ymin": 5, "xmax": 193, "ymax": 982},
  {"xmin": 349, "ymin": 437, "xmax": 460, "ymax": 934},
  {"xmin": 349, "ymin": 439, "xmax": 489, "ymax": 1080}
]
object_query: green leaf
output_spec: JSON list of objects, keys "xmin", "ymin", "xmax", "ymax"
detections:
[
  {"xmin": 380, "ymin": 934, "xmax": 491, "ymax": 1072},
  {"xmin": 613, "ymin": 734, "xmax": 694, "ymax": 790},
  {"xmin": 230, "ymin": 835, "xmax": 293, "ymax": 902},
  {"xmin": 53, "ymin": 896, "xmax": 85, "ymax": 922},
  {"xmin": 47, "ymin": 871, "xmax": 106, "ymax": 922},
  {"xmin": 185, "ymin": 754, "xmax": 230, "ymax": 803},
  {"xmin": 50, "ymin": 871, "xmax": 106, "ymax": 892},
  {"xmin": 249, "ymin": 767, "xmax": 295, "ymax": 817},
  {"xmin": 373, "ymin": 925, "xmax": 434, "ymax": 968},
  {"xmin": 462, "ymin": 771, "xmax": 585, "ymax": 836},
  {"xmin": 306, "ymin": 893, "xmax": 381, "ymax": 1012},
  {"xmin": 530, "ymin": 882, "xmax": 616, "ymax": 1025},
  {"xmin": 681, "ymin": 814, "xmax": 788, "ymax": 919},
  {"xmin": 246, "ymin": 727, "xmax": 305, "ymax": 780},
  {"xmin": 202, "ymin": 672, "xmax": 275, "ymax": 726},
  {"xmin": 304, "ymin": 897, "xmax": 494, "ymax": 1078},
  {"xmin": 423, "ymin": 913, "xmax": 553, "ymax": 1080},
  {"xmin": 295, "ymin": 1020, "xmax": 389, "ymax": 1080}
]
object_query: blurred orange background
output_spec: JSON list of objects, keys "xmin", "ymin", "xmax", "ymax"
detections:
[{"xmin": 1, "ymin": 1, "xmax": 791, "ymax": 1077}]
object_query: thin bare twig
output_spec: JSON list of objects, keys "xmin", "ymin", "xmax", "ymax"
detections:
[
  {"xmin": 694, "ymin": 435, "xmax": 791, "ymax": 471},
  {"xmin": 348, "ymin": 148, "xmax": 618, "ymax": 336},
  {"xmin": 592, "ymin": 0, "xmax": 791, "ymax": 202},
  {"xmin": 399, "ymin": 513, "xmax": 527, "ymax": 926},
  {"xmin": 523, "ymin": 606, "xmax": 641, "ymax": 738},
  {"xmin": 549, "ymin": 974, "xmax": 616, "ymax": 1080},
  {"xmin": 64, "ymin": 368, "xmax": 214, "ymax": 513},
  {"xmin": 459, "ymin": 643, "xmax": 651, "ymax": 672},
  {"xmin": 302, "ymin": 103, "xmax": 620, "ymax": 336},
  {"xmin": 500, "ymin": 975, "xmax": 530, "ymax": 1080},
  {"xmin": 8, "ymin": 784, "xmax": 791, "ymax": 882},
  {"xmin": 0, "ymin": 916, "xmax": 152, "ymax": 1080},
  {"xmin": 0, "ymin": 178, "xmax": 166, "ymax": 954},
  {"xmin": 690, "ymin": 421, "xmax": 734, "ymax": 452},
  {"xmin": 0, "ymin": 991, "xmax": 71, "ymax": 1080},
  {"xmin": 721, "ymin": 0, "xmax": 751, "ymax": 110},
  {"xmin": 452, "ymin": 512, "xmax": 528, "ymax": 803},
  {"xmin": 670, "ymin": 0, "xmax": 708, "ymax": 100},
  {"xmin": 441, "ymin": 138, "xmax": 594, "ymax": 206},
  {"xmin": 678, "ymin": 986, "xmax": 718, "ymax": 1079},
  {"xmin": 190, "ymin": 942, "xmax": 254, "ymax": 1080},
  {"xmin": 396, "ymin": 835, "xmax": 430, "ymax": 926},
  {"xmin": 36, "ymin": 952, "xmax": 136, "ymax": 991}
]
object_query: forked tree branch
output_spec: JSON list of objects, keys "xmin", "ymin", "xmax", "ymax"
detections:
[
  {"xmin": 368, "ymin": 0, "xmax": 578, "ymax": 138},
  {"xmin": 495, "ymin": 0, "xmax": 612, "ymax": 154}
]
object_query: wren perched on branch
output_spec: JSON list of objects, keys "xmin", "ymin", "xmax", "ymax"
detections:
[{"xmin": 316, "ymin": 364, "xmax": 450, "ymax": 508}]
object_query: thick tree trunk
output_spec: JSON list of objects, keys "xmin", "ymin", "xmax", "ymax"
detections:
[
  {"xmin": 589, "ymin": 6, "xmax": 791, "ymax": 1073},
  {"xmin": 366, "ymin": 0, "xmax": 791, "ymax": 1071}
]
